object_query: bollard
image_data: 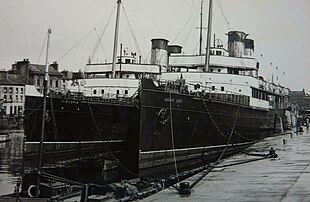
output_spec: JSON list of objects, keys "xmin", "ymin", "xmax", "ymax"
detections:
[
  {"xmin": 80, "ymin": 184, "xmax": 88, "ymax": 202},
  {"xmin": 269, "ymin": 147, "xmax": 278, "ymax": 158},
  {"xmin": 179, "ymin": 182, "xmax": 191, "ymax": 195}
]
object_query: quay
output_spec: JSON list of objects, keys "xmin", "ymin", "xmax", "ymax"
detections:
[{"xmin": 144, "ymin": 128, "xmax": 310, "ymax": 202}]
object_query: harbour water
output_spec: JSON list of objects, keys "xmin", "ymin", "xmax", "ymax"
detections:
[{"xmin": 0, "ymin": 131, "xmax": 24, "ymax": 195}]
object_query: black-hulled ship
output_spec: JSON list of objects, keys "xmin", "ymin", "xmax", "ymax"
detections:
[{"xmin": 22, "ymin": 0, "xmax": 290, "ymax": 196}]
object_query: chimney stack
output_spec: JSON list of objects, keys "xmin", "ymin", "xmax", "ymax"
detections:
[{"xmin": 50, "ymin": 61, "xmax": 59, "ymax": 71}]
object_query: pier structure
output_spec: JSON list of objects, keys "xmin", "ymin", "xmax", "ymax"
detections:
[{"xmin": 144, "ymin": 128, "xmax": 310, "ymax": 202}]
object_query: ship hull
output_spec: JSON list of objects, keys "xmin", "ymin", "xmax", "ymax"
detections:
[
  {"xmin": 138, "ymin": 78, "xmax": 275, "ymax": 176},
  {"xmin": 23, "ymin": 96, "xmax": 140, "ymax": 177}
]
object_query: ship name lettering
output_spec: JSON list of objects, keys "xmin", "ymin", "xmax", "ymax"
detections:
[
  {"xmin": 164, "ymin": 98, "xmax": 182, "ymax": 103},
  {"xmin": 62, "ymin": 100, "xmax": 79, "ymax": 104},
  {"xmin": 176, "ymin": 99, "xmax": 182, "ymax": 103}
]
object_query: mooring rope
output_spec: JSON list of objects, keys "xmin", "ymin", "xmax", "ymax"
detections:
[{"xmin": 168, "ymin": 91, "xmax": 181, "ymax": 186}]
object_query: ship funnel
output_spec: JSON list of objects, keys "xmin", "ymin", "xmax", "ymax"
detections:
[
  {"xmin": 151, "ymin": 38, "xmax": 169, "ymax": 68},
  {"xmin": 168, "ymin": 45, "xmax": 182, "ymax": 54},
  {"xmin": 227, "ymin": 31, "xmax": 248, "ymax": 57},
  {"xmin": 244, "ymin": 38, "xmax": 254, "ymax": 56}
]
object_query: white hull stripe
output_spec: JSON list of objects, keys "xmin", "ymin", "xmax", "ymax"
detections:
[
  {"xmin": 140, "ymin": 141, "xmax": 256, "ymax": 154},
  {"xmin": 25, "ymin": 140, "xmax": 129, "ymax": 144}
]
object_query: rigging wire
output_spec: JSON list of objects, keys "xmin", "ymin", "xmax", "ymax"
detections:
[
  {"xmin": 216, "ymin": 103, "xmax": 240, "ymax": 161},
  {"xmin": 87, "ymin": 101, "xmax": 139, "ymax": 178},
  {"xmin": 171, "ymin": 0, "xmax": 196, "ymax": 44},
  {"xmin": 57, "ymin": 4, "xmax": 116, "ymax": 63},
  {"xmin": 37, "ymin": 32, "xmax": 48, "ymax": 64},
  {"xmin": 94, "ymin": 29, "xmax": 109, "ymax": 60},
  {"xmin": 121, "ymin": 4, "xmax": 142, "ymax": 56},
  {"xmin": 90, "ymin": 5, "xmax": 116, "ymax": 63},
  {"xmin": 50, "ymin": 14, "xmax": 85, "ymax": 58},
  {"xmin": 216, "ymin": 0, "xmax": 232, "ymax": 30},
  {"xmin": 49, "ymin": 96, "xmax": 60, "ymax": 150},
  {"xmin": 181, "ymin": 13, "xmax": 199, "ymax": 51},
  {"xmin": 57, "ymin": 29, "xmax": 94, "ymax": 62}
]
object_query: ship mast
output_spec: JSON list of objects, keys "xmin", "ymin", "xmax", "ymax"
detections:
[
  {"xmin": 36, "ymin": 28, "xmax": 51, "ymax": 198},
  {"xmin": 204, "ymin": 0, "xmax": 213, "ymax": 72},
  {"xmin": 112, "ymin": 0, "xmax": 121, "ymax": 78},
  {"xmin": 199, "ymin": 0, "xmax": 203, "ymax": 55}
]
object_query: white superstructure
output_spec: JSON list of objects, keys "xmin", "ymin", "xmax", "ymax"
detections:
[{"xmin": 159, "ymin": 31, "xmax": 289, "ymax": 110}]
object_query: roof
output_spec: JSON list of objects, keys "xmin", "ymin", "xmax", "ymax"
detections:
[
  {"xmin": 28, "ymin": 64, "xmax": 62, "ymax": 76},
  {"xmin": 0, "ymin": 72, "xmax": 26, "ymax": 85}
]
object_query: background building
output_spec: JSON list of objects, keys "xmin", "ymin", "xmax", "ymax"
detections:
[
  {"xmin": 10, "ymin": 59, "xmax": 63, "ymax": 94},
  {"xmin": 0, "ymin": 72, "xmax": 26, "ymax": 115},
  {"xmin": 290, "ymin": 89, "xmax": 310, "ymax": 120},
  {"xmin": 290, "ymin": 89, "xmax": 310, "ymax": 110}
]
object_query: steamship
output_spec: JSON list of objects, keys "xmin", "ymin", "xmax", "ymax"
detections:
[{"xmin": 23, "ymin": 0, "xmax": 289, "ymax": 183}]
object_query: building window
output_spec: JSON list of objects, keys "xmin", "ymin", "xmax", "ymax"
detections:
[
  {"xmin": 9, "ymin": 87, "xmax": 13, "ymax": 93},
  {"xmin": 93, "ymin": 89, "xmax": 97, "ymax": 94},
  {"xmin": 3, "ymin": 87, "xmax": 7, "ymax": 93},
  {"xmin": 21, "ymin": 95, "xmax": 23, "ymax": 101},
  {"xmin": 21, "ymin": 88, "xmax": 24, "ymax": 94},
  {"xmin": 218, "ymin": 69, "xmax": 221, "ymax": 72},
  {"xmin": 116, "ymin": 90, "xmax": 120, "ymax": 94},
  {"xmin": 210, "ymin": 69, "xmax": 214, "ymax": 72},
  {"xmin": 101, "ymin": 89, "xmax": 104, "ymax": 94},
  {"xmin": 37, "ymin": 79, "xmax": 41, "ymax": 86},
  {"xmin": 16, "ymin": 88, "xmax": 19, "ymax": 93},
  {"xmin": 216, "ymin": 51, "xmax": 221, "ymax": 55},
  {"xmin": 18, "ymin": 106, "xmax": 23, "ymax": 114},
  {"xmin": 212, "ymin": 86, "xmax": 215, "ymax": 91},
  {"xmin": 55, "ymin": 80, "xmax": 59, "ymax": 88},
  {"xmin": 3, "ymin": 95, "xmax": 7, "ymax": 101},
  {"xmin": 221, "ymin": 86, "xmax": 224, "ymax": 91},
  {"xmin": 125, "ymin": 90, "xmax": 128, "ymax": 95},
  {"xmin": 125, "ymin": 59, "xmax": 131, "ymax": 64},
  {"xmin": 9, "ymin": 95, "xmax": 12, "ymax": 101},
  {"xmin": 50, "ymin": 80, "xmax": 53, "ymax": 87},
  {"xmin": 16, "ymin": 95, "xmax": 18, "ymax": 102}
]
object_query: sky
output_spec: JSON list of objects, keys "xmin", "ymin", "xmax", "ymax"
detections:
[{"xmin": 0, "ymin": 0, "xmax": 309, "ymax": 91}]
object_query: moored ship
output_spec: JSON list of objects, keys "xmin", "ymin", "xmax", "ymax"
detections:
[{"xmin": 22, "ymin": 0, "xmax": 290, "ymax": 197}]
